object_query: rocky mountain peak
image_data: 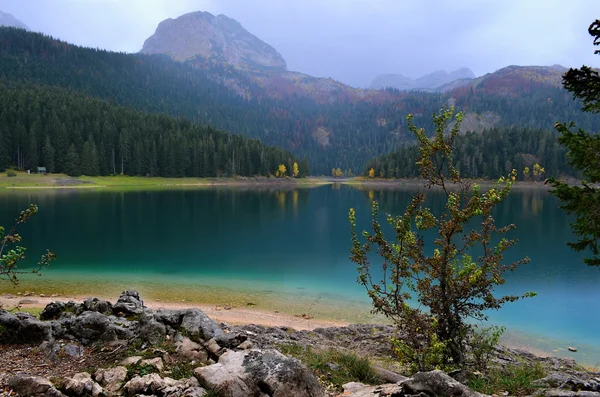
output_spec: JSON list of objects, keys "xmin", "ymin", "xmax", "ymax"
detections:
[
  {"xmin": 141, "ymin": 11, "xmax": 287, "ymax": 71},
  {"xmin": 0, "ymin": 11, "xmax": 28, "ymax": 30}
]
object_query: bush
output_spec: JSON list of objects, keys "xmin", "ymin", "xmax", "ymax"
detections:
[
  {"xmin": 467, "ymin": 362, "xmax": 547, "ymax": 396},
  {"xmin": 277, "ymin": 344, "xmax": 380, "ymax": 391},
  {"xmin": 6, "ymin": 170, "xmax": 16, "ymax": 177},
  {"xmin": 349, "ymin": 108, "xmax": 533, "ymax": 371}
]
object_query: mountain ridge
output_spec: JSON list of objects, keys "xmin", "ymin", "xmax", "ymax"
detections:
[
  {"xmin": 370, "ymin": 68, "xmax": 476, "ymax": 91},
  {"xmin": 141, "ymin": 11, "xmax": 287, "ymax": 71},
  {"xmin": 0, "ymin": 10, "xmax": 28, "ymax": 30}
]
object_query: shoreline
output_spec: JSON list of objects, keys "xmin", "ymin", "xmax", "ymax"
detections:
[
  {"xmin": 0, "ymin": 293, "xmax": 348, "ymax": 331},
  {"xmin": 1, "ymin": 171, "xmax": 562, "ymax": 191},
  {"xmin": 2, "ymin": 291, "xmax": 598, "ymax": 368}
]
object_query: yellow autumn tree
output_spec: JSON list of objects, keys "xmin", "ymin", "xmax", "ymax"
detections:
[
  {"xmin": 335, "ymin": 168, "xmax": 343, "ymax": 177},
  {"xmin": 368, "ymin": 168, "xmax": 375, "ymax": 178},
  {"xmin": 292, "ymin": 162, "xmax": 299, "ymax": 177},
  {"xmin": 275, "ymin": 164, "xmax": 287, "ymax": 178},
  {"xmin": 523, "ymin": 166, "xmax": 530, "ymax": 181},
  {"xmin": 532, "ymin": 163, "xmax": 545, "ymax": 181}
]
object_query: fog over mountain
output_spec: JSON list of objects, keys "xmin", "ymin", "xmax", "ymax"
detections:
[
  {"xmin": 0, "ymin": 0, "xmax": 597, "ymax": 87},
  {"xmin": 0, "ymin": 10, "xmax": 27, "ymax": 30}
]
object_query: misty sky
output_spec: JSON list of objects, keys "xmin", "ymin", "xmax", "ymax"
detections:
[{"xmin": 0, "ymin": 0, "xmax": 598, "ymax": 87}]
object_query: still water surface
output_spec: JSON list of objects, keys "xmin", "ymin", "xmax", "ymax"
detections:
[{"xmin": 1, "ymin": 185, "xmax": 598, "ymax": 364}]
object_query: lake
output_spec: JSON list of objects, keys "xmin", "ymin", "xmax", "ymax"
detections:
[{"xmin": 1, "ymin": 184, "xmax": 599, "ymax": 365}]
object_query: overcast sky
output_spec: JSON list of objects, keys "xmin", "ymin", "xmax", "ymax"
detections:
[{"xmin": 0, "ymin": 0, "xmax": 598, "ymax": 87}]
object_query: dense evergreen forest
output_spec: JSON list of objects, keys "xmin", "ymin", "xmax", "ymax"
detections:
[
  {"xmin": 0, "ymin": 83, "xmax": 308, "ymax": 178},
  {"xmin": 0, "ymin": 27, "xmax": 598, "ymax": 174},
  {"xmin": 364, "ymin": 127, "xmax": 573, "ymax": 180}
]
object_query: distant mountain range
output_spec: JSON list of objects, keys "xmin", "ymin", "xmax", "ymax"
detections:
[
  {"xmin": 0, "ymin": 11, "xmax": 28, "ymax": 30},
  {"xmin": 370, "ymin": 68, "xmax": 476, "ymax": 91}
]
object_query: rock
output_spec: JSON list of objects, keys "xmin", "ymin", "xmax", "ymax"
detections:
[
  {"xmin": 237, "ymin": 340, "xmax": 253, "ymax": 350},
  {"xmin": 195, "ymin": 349, "xmax": 326, "ymax": 397},
  {"xmin": 535, "ymin": 373, "xmax": 600, "ymax": 392},
  {"xmin": 151, "ymin": 309, "xmax": 184, "ymax": 327},
  {"xmin": 139, "ymin": 318, "xmax": 167, "ymax": 344},
  {"xmin": 122, "ymin": 373, "xmax": 178, "ymax": 395},
  {"xmin": 112, "ymin": 290, "xmax": 144, "ymax": 316},
  {"xmin": 8, "ymin": 374, "xmax": 65, "ymax": 397},
  {"xmin": 373, "ymin": 365, "xmax": 407, "ymax": 384},
  {"xmin": 63, "ymin": 343, "xmax": 84, "ymax": 358},
  {"xmin": 63, "ymin": 372, "xmax": 104, "ymax": 397},
  {"xmin": 161, "ymin": 377, "xmax": 203, "ymax": 397},
  {"xmin": 569, "ymin": 347, "xmax": 578, "ymax": 352},
  {"xmin": 141, "ymin": 357, "xmax": 164, "ymax": 372},
  {"xmin": 403, "ymin": 370, "xmax": 486, "ymax": 397},
  {"xmin": 79, "ymin": 297, "xmax": 113, "ymax": 315},
  {"xmin": 205, "ymin": 338, "xmax": 223, "ymax": 356},
  {"xmin": 341, "ymin": 381, "xmax": 403, "ymax": 397},
  {"xmin": 18, "ymin": 298, "xmax": 38, "ymax": 304},
  {"xmin": 215, "ymin": 331, "xmax": 248, "ymax": 349},
  {"xmin": 180, "ymin": 309, "xmax": 224, "ymax": 341},
  {"xmin": 121, "ymin": 355, "xmax": 143, "ymax": 366},
  {"xmin": 537, "ymin": 389, "xmax": 600, "ymax": 397},
  {"xmin": 175, "ymin": 335, "xmax": 209, "ymax": 362},
  {"xmin": 40, "ymin": 301, "xmax": 77, "ymax": 320},
  {"xmin": 0, "ymin": 310, "xmax": 52, "ymax": 344},
  {"xmin": 94, "ymin": 366, "xmax": 128, "ymax": 393}
]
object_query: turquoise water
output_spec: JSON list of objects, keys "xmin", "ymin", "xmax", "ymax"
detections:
[{"xmin": 1, "ymin": 185, "xmax": 599, "ymax": 364}]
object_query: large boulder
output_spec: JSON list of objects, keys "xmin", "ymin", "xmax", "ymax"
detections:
[
  {"xmin": 195, "ymin": 349, "xmax": 326, "ymax": 397},
  {"xmin": 180, "ymin": 308, "xmax": 224, "ymax": 341},
  {"xmin": 8, "ymin": 375, "xmax": 65, "ymax": 397},
  {"xmin": 112, "ymin": 290, "xmax": 145, "ymax": 316},
  {"xmin": 0, "ymin": 310, "xmax": 52, "ymax": 344}
]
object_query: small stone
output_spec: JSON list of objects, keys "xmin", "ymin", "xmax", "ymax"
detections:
[
  {"xmin": 121, "ymin": 355, "xmax": 143, "ymax": 366},
  {"xmin": 141, "ymin": 357, "xmax": 164, "ymax": 372},
  {"xmin": 237, "ymin": 340, "xmax": 253, "ymax": 350},
  {"xmin": 568, "ymin": 346, "xmax": 578, "ymax": 352},
  {"xmin": 39, "ymin": 293, "xmax": 46, "ymax": 297},
  {"xmin": 94, "ymin": 366, "xmax": 128, "ymax": 393}
]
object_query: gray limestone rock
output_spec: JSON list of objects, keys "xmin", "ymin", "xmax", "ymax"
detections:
[
  {"xmin": 175, "ymin": 335, "xmax": 209, "ymax": 362},
  {"xmin": 195, "ymin": 349, "xmax": 326, "ymax": 397},
  {"xmin": 403, "ymin": 370, "xmax": 488, "ymax": 397},
  {"xmin": 180, "ymin": 309, "xmax": 224, "ymax": 341},
  {"xmin": 112, "ymin": 290, "xmax": 145, "ymax": 316},
  {"xmin": 0, "ymin": 310, "xmax": 52, "ymax": 344},
  {"xmin": 8, "ymin": 375, "xmax": 65, "ymax": 397},
  {"xmin": 94, "ymin": 366, "xmax": 128, "ymax": 394},
  {"xmin": 62, "ymin": 372, "xmax": 104, "ymax": 397},
  {"xmin": 40, "ymin": 301, "xmax": 77, "ymax": 320}
]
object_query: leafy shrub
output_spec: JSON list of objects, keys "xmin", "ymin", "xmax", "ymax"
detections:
[{"xmin": 6, "ymin": 171, "xmax": 16, "ymax": 177}]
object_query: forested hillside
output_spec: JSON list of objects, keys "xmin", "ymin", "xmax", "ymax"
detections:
[
  {"xmin": 365, "ymin": 127, "xmax": 572, "ymax": 180},
  {"xmin": 0, "ymin": 27, "xmax": 597, "ymax": 174},
  {"xmin": 0, "ymin": 83, "xmax": 307, "ymax": 178}
]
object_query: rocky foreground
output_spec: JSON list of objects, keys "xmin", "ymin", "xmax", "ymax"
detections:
[{"xmin": 1, "ymin": 291, "xmax": 599, "ymax": 397}]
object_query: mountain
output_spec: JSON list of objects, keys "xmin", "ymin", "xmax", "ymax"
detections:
[
  {"xmin": 370, "ymin": 68, "xmax": 476, "ymax": 91},
  {"xmin": 0, "ymin": 28, "xmax": 596, "ymax": 175},
  {"xmin": 141, "ymin": 11, "xmax": 287, "ymax": 71},
  {"xmin": 0, "ymin": 11, "xmax": 28, "ymax": 30}
]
